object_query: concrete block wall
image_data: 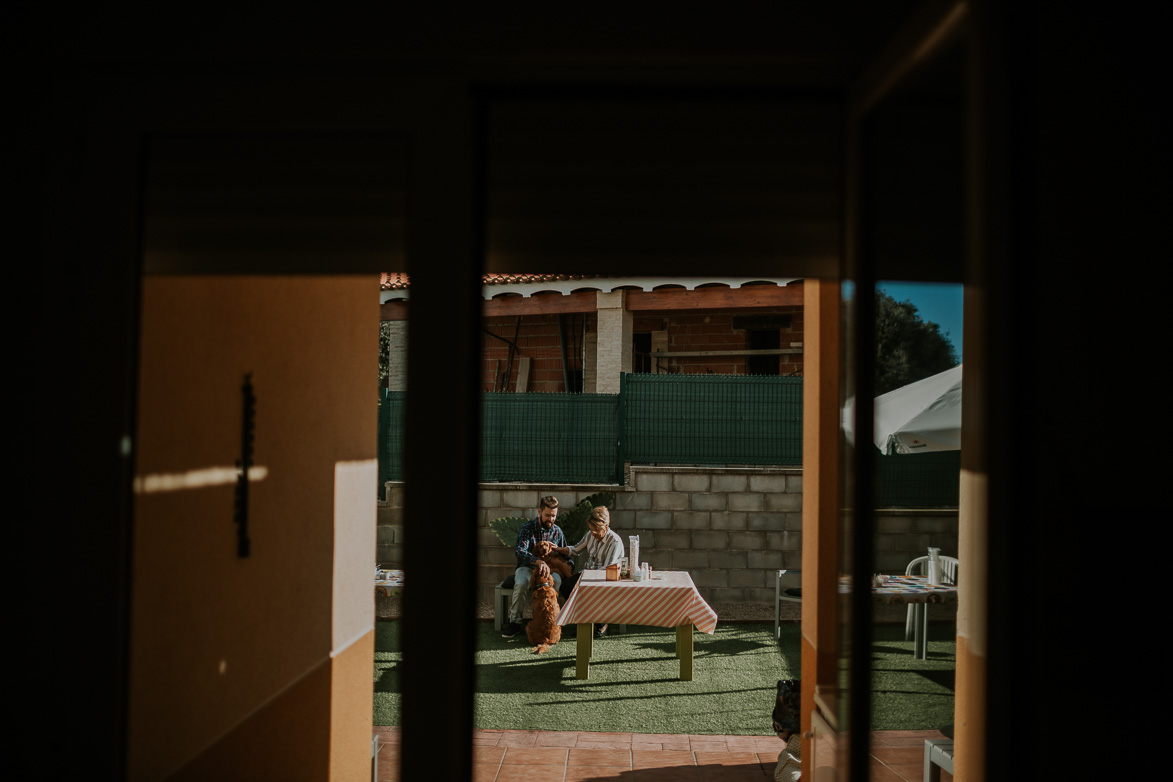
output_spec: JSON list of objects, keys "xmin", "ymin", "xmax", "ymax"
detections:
[
  {"xmin": 376, "ymin": 483, "xmax": 404, "ymax": 569},
  {"xmin": 613, "ymin": 467, "xmax": 803, "ymax": 605},
  {"xmin": 376, "ymin": 468, "xmax": 959, "ymax": 607},
  {"xmin": 383, "ymin": 320, "xmax": 408, "ymax": 391},
  {"xmin": 874, "ymin": 509, "xmax": 960, "ymax": 573}
]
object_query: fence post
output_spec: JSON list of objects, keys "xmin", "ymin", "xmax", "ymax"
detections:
[
  {"xmin": 616, "ymin": 373, "xmax": 628, "ymax": 484},
  {"xmin": 377, "ymin": 387, "xmax": 388, "ymax": 495}
]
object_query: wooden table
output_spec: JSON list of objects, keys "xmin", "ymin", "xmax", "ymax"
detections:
[{"xmin": 556, "ymin": 569, "xmax": 717, "ymax": 680}]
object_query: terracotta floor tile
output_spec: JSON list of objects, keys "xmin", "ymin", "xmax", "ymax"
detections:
[
  {"xmin": 632, "ymin": 750, "xmax": 697, "ymax": 769},
  {"xmin": 375, "ymin": 756, "xmax": 399, "ymax": 782},
  {"xmin": 577, "ymin": 732, "xmax": 634, "ymax": 744},
  {"xmin": 501, "ymin": 746, "xmax": 569, "ymax": 765},
  {"xmin": 568, "ymin": 748, "xmax": 633, "ymax": 767},
  {"xmin": 447, "ymin": 728, "xmax": 961, "ymax": 782},
  {"xmin": 693, "ymin": 751, "xmax": 761, "ymax": 767},
  {"xmin": 576, "ymin": 739, "xmax": 639, "ymax": 750},
  {"xmin": 688, "ymin": 745, "xmax": 732, "ymax": 756},
  {"xmin": 633, "ymin": 767, "xmax": 701, "ymax": 781},
  {"xmin": 881, "ymin": 763, "xmax": 928, "ymax": 782},
  {"xmin": 564, "ymin": 766, "xmax": 635, "ymax": 781},
  {"xmin": 873, "ymin": 731, "xmax": 947, "ymax": 747},
  {"xmin": 724, "ymin": 737, "xmax": 763, "ymax": 749},
  {"xmin": 473, "ymin": 746, "xmax": 506, "ymax": 765},
  {"xmin": 885, "ymin": 763, "xmax": 950, "ymax": 782},
  {"xmin": 494, "ymin": 763, "xmax": 566, "ymax": 782},
  {"xmin": 473, "ymin": 735, "xmax": 503, "ymax": 746},
  {"xmin": 694, "ymin": 763, "xmax": 770, "ymax": 781},
  {"xmin": 869, "ymin": 746, "xmax": 924, "ymax": 767},
  {"xmin": 756, "ymin": 751, "xmax": 782, "ymax": 766},
  {"xmin": 866, "ymin": 761, "xmax": 909, "ymax": 782},
  {"xmin": 536, "ymin": 731, "xmax": 581, "ymax": 747},
  {"xmin": 472, "ymin": 762, "xmax": 501, "ymax": 782}
]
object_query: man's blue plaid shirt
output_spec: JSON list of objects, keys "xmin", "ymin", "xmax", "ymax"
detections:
[{"xmin": 514, "ymin": 518, "xmax": 570, "ymax": 568}]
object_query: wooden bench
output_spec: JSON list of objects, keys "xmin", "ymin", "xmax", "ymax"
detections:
[
  {"xmin": 923, "ymin": 739, "xmax": 953, "ymax": 782},
  {"xmin": 494, "ymin": 579, "xmax": 513, "ymax": 631}
]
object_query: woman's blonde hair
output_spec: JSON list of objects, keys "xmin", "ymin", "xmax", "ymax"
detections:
[{"xmin": 587, "ymin": 505, "xmax": 610, "ymax": 528}]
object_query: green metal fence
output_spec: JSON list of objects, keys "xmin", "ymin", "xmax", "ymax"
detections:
[
  {"xmin": 480, "ymin": 392, "xmax": 621, "ymax": 484},
  {"xmin": 378, "ymin": 389, "xmax": 620, "ymax": 487},
  {"xmin": 378, "ymin": 390, "xmax": 406, "ymax": 491},
  {"xmin": 378, "ymin": 377, "xmax": 959, "ymax": 507},
  {"xmin": 873, "ymin": 450, "xmax": 960, "ymax": 508},
  {"xmin": 622, "ymin": 374, "xmax": 803, "ymax": 466}
]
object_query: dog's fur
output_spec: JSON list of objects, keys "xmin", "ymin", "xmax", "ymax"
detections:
[
  {"xmin": 526, "ymin": 569, "xmax": 562, "ymax": 654},
  {"xmin": 532, "ymin": 539, "xmax": 574, "ymax": 579},
  {"xmin": 772, "ymin": 679, "xmax": 800, "ymax": 739}
]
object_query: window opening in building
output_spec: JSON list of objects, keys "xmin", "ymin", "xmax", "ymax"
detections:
[
  {"xmin": 633, "ymin": 331, "xmax": 652, "ymax": 373},
  {"xmin": 746, "ymin": 328, "xmax": 780, "ymax": 375}
]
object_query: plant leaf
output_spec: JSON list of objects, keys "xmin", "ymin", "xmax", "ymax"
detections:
[{"xmin": 488, "ymin": 516, "xmax": 530, "ymax": 549}]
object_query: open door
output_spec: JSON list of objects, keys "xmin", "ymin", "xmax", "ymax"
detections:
[{"xmin": 827, "ymin": 2, "xmax": 974, "ymax": 779}]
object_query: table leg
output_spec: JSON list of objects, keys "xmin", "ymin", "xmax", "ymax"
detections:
[
  {"xmin": 676, "ymin": 624, "xmax": 693, "ymax": 681},
  {"xmin": 913, "ymin": 604, "xmax": 927, "ymax": 659},
  {"xmin": 774, "ymin": 570, "xmax": 781, "ymax": 641},
  {"xmin": 575, "ymin": 623, "xmax": 592, "ymax": 679}
]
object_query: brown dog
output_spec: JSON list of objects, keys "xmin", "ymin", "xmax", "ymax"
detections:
[
  {"xmin": 526, "ymin": 563, "xmax": 562, "ymax": 654},
  {"xmin": 532, "ymin": 539, "xmax": 574, "ymax": 580}
]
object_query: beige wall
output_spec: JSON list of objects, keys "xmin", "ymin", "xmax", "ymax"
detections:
[{"xmin": 130, "ymin": 276, "xmax": 377, "ymax": 781}]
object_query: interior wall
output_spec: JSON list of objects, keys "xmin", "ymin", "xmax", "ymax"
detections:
[
  {"xmin": 485, "ymin": 97, "xmax": 843, "ymax": 277},
  {"xmin": 130, "ymin": 275, "xmax": 377, "ymax": 781}
]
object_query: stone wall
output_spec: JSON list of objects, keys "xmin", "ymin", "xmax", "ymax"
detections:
[
  {"xmin": 611, "ymin": 467, "xmax": 802, "ymax": 604},
  {"xmin": 377, "ymin": 465, "xmax": 960, "ymax": 607}
]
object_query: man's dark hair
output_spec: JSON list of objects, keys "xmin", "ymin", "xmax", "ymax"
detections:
[{"xmin": 538, "ymin": 495, "xmax": 559, "ymax": 511}]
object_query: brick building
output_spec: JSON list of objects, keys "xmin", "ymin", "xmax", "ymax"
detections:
[{"xmin": 380, "ymin": 274, "xmax": 805, "ymax": 392}]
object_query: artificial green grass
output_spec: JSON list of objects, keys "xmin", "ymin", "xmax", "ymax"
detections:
[
  {"xmin": 373, "ymin": 620, "xmax": 954, "ymax": 734},
  {"xmin": 869, "ymin": 623, "xmax": 956, "ymax": 731}
]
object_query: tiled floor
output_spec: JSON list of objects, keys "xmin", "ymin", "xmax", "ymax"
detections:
[{"xmin": 373, "ymin": 727, "xmax": 952, "ymax": 781}]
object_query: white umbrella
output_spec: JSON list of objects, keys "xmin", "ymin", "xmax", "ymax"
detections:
[{"xmin": 843, "ymin": 364, "xmax": 963, "ymax": 454}]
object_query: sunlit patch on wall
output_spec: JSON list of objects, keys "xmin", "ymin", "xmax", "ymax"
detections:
[{"xmin": 133, "ymin": 465, "xmax": 269, "ymax": 494}]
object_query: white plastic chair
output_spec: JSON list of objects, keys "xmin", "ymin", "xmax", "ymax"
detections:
[
  {"xmin": 774, "ymin": 569, "xmax": 802, "ymax": 640},
  {"xmin": 904, "ymin": 555, "xmax": 958, "ymax": 641}
]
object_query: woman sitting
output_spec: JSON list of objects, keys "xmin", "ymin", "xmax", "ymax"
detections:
[{"xmin": 555, "ymin": 506, "xmax": 624, "ymax": 638}]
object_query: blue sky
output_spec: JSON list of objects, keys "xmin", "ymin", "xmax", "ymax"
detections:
[{"xmin": 876, "ymin": 281, "xmax": 964, "ymax": 361}]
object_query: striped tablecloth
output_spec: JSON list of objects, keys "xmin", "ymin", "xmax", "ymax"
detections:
[{"xmin": 557, "ymin": 569, "xmax": 718, "ymax": 634}]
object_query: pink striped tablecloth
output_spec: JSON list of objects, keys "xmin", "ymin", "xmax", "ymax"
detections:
[{"xmin": 557, "ymin": 569, "xmax": 718, "ymax": 634}]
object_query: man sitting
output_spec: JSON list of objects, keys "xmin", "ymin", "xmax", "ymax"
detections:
[{"xmin": 501, "ymin": 495, "xmax": 569, "ymax": 638}]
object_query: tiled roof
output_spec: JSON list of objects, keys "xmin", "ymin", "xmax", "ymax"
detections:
[
  {"xmin": 380, "ymin": 273, "xmax": 599, "ymax": 290},
  {"xmin": 381, "ymin": 272, "xmax": 410, "ymax": 290},
  {"xmin": 378, "ymin": 273, "xmax": 801, "ymax": 304}
]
